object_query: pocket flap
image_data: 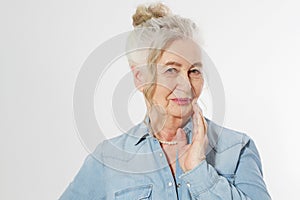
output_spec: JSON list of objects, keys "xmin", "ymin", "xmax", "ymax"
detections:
[{"xmin": 115, "ymin": 184, "xmax": 153, "ymax": 199}]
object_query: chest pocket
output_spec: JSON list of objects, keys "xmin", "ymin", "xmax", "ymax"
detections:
[{"xmin": 114, "ymin": 184, "xmax": 153, "ymax": 200}]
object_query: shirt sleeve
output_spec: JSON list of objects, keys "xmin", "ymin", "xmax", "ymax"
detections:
[
  {"xmin": 179, "ymin": 138, "xmax": 271, "ymax": 200},
  {"xmin": 59, "ymin": 154, "xmax": 105, "ymax": 200}
]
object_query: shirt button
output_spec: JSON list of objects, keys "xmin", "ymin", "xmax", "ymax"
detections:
[
  {"xmin": 186, "ymin": 182, "xmax": 191, "ymax": 187},
  {"xmin": 168, "ymin": 182, "xmax": 173, "ymax": 187},
  {"xmin": 159, "ymin": 153, "xmax": 163, "ymax": 157},
  {"xmin": 177, "ymin": 183, "xmax": 181, "ymax": 188}
]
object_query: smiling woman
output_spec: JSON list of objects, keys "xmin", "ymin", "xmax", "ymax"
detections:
[
  {"xmin": 60, "ymin": 2, "xmax": 271, "ymax": 200},
  {"xmin": 151, "ymin": 39, "xmax": 204, "ymax": 122}
]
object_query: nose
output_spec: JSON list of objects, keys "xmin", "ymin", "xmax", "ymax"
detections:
[{"xmin": 176, "ymin": 72, "xmax": 192, "ymax": 92}]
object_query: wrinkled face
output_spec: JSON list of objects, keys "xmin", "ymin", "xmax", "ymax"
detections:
[{"xmin": 151, "ymin": 39, "xmax": 204, "ymax": 119}]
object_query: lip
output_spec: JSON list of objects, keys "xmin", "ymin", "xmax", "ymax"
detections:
[{"xmin": 171, "ymin": 98, "xmax": 192, "ymax": 105}]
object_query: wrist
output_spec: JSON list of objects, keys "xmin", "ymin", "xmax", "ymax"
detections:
[{"xmin": 184, "ymin": 155, "xmax": 206, "ymax": 172}]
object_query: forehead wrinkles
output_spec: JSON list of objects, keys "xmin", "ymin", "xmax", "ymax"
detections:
[
  {"xmin": 157, "ymin": 41, "xmax": 202, "ymax": 67},
  {"xmin": 158, "ymin": 50, "xmax": 201, "ymax": 69}
]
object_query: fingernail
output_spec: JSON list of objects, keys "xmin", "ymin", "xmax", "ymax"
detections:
[{"xmin": 192, "ymin": 99, "xmax": 197, "ymax": 105}]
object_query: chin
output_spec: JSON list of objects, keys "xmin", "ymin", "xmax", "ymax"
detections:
[{"xmin": 168, "ymin": 106, "xmax": 193, "ymax": 119}]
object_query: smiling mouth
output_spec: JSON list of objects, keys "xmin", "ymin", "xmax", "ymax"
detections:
[{"xmin": 171, "ymin": 98, "xmax": 192, "ymax": 105}]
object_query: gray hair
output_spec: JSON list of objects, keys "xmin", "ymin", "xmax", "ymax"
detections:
[{"xmin": 126, "ymin": 3, "xmax": 203, "ymax": 105}]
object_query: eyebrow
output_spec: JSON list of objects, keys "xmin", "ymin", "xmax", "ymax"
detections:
[{"xmin": 164, "ymin": 61, "xmax": 203, "ymax": 68}]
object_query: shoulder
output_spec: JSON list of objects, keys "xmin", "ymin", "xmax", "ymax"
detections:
[
  {"xmin": 92, "ymin": 122, "xmax": 148, "ymax": 160},
  {"xmin": 205, "ymin": 118, "xmax": 252, "ymax": 153},
  {"xmin": 205, "ymin": 118, "xmax": 261, "ymax": 174}
]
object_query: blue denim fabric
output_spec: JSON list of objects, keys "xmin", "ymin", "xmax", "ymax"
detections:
[{"xmin": 60, "ymin": 117, "xmax": 271, "ymax": 200}]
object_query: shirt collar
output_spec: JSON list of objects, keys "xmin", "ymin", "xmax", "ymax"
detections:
[{"xmin": 134, "ymin": 116, "xmax": 193, "ymax": 146}]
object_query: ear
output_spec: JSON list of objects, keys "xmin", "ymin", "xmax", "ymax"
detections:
[{"xmin": 131, "ymin": 65, "xmax": 147, "ymax": 92}]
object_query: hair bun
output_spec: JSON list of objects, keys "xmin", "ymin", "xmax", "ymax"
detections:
[{"xmin": 132, "ymin": 3, "xmax": 171, "ymax": 27}]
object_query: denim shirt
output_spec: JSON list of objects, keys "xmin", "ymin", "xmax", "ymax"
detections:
[{"xmin": 60, "ymin": 117, "xmax": 271, "ymax": 200}]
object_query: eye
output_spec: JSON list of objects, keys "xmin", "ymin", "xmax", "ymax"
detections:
[
  {"xmin": 189, "ymin": 68, "xmax": 201, "ymax": 74},
  {"xmin": 188, "ymin": 68, "xmax": 202, "ymax": 78},
  {"xmin": 165, "ymin": 68, "xmax": 178, "ymax": 74}
]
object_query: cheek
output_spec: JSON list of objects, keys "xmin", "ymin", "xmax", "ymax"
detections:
[
  {"xmin": 191, "ymin": 79, "xmax": 204, "ymax": 97},
  {"xmin": 156, "ymin": 77, "xmax": 177, "ymax": 92},
  {"xmin": 152, "ymin": 82, "xmax": 175, "ymax": 106},
  {"xmin": 154, "ymin": 85, "xmax": 173, "ymax": 100}
]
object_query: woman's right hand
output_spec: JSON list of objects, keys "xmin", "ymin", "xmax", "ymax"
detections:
[{"xmin": 177, "ymin": 102, "xmax": 208, "ymax": 172}]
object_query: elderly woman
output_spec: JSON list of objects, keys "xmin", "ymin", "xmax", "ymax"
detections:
[{"xmin": 60, "ymin": 3, "xmax": 271, "ymax": 200}]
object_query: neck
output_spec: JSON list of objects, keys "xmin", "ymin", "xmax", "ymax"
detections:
[{"xmin": 149, "ymin": 114, "xmax": 189, "ymax": 141}]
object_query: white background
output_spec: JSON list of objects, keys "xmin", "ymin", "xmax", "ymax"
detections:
[{"xmin": 1, "ymin": 0, "xmax": 300, "ymax": 199}]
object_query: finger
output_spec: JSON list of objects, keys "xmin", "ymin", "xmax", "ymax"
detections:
[
  {"xmin": 193, "ymin": 103, "xmax": 206, "ymax": 130},
  {"xmin": 193, "ymin": 103, "xmax": 203, "ymax": 125},
  {"xmin": 176, "ymin": 128, "xmax": 190, "ymax": 161},
  {"xmin": 201, "ymin": 113, "xmax": 207, "ymax": 134},
  {"xmin": 176, "ymin": 128, "xmax": 187, "ymax": 146},
  {"xmin": 192, "ymin": 98, "xmax": 198, "ymax": 106},
  {"xmin": 192, "ymin": 103, "xmax": 201, "ymax": 133},
  {"xmin": 176, "ymin": 128, "xmax": 189, "ymax": 158},
  {"xmin": 195, "ymin": 104, "xmax": 207, "ymax": 134},
  {"xmin": 192, "ymin": 103, "xmax": 207, "ymax": 143}
]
